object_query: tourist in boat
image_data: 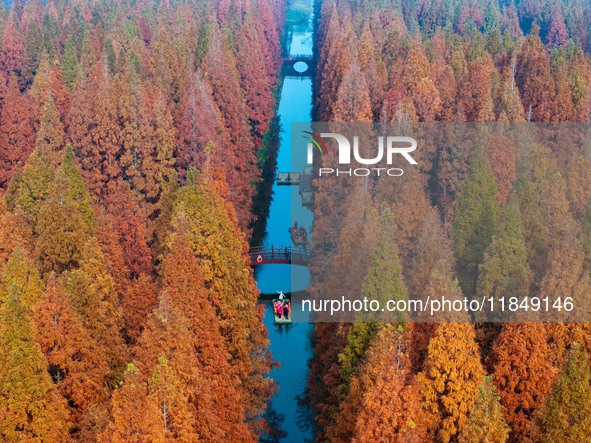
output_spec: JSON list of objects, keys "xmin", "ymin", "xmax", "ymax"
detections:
[
  {"xmin": 283, "ymin": 300, "xmax": 290, "ymax": 319},
  {"xmin": 299, "ymin": 226, "xmax": 307, "ymax": 240},
  {"xmin": 277, "ymin": 302, "xmax": 284, "ymax": 319}
]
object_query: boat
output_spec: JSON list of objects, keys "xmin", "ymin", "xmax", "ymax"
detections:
[
  {"xmin": 289, "ymin": 225, "xmax": 309, "ymax": 246},
  {"xmin": 272, "ymin": 299, "xmax": 292, "ymax": 324}
]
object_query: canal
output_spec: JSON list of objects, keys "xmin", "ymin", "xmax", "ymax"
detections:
[{"xmin": 254, "ymin": 0, "xmax": 315, "ymax": 441}]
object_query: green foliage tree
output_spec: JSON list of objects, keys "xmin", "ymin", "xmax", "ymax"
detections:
[
  {"xmin": 35, "ymin": 93, "xmax": 65, "ymax": 164},
  {"xmin": 458, "ymin": 376, "xmax": 510, "ymax": 443},
  {"xmin": 453, "ymin": 153, "xmax": 499, "ymax": 298},
  {"xmin": 62, "ymin": 36, "xmax": 79, "ymax": 90},
  {"xmin": 361, "ymin": 207, "xmax": 408, "ymax": 316},
  {"xmin": 477, "ymin": 197, "xmax": 532, "ymax": 317},
  {"xmin": 517, "ymin": 144, "xmax": 577, "ymax": 284},
  {"xmin": 1, "ymin": 247, "xmax": 43, "ymax": 308},
  {"xmin": 338, "ymin": 321, "xmax": 381, "ymax": 394},
  {"xmin": 8, "ymin": 152, "xmax": 52, "ymax": 222},
  {"xmin": 339, "ymin": 207, "xmax": 408, "ymax": 391},
  {"xmin": 533, "ymin": 343, "xmax": 591, "ymax": 442}
]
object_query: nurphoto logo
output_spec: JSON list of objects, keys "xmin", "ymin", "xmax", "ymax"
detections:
[{"xmin": 304, "ymin": 131, "xmax": 418, "ymax": 177}]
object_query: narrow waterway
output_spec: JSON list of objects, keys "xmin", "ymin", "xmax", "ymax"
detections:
[{"xmin": 255, "ymin": 1, "xmax": 315, "ymax": 441}]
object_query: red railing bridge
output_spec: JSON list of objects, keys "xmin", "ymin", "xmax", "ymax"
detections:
[{"xmin": 249, "ymin": 246, "xmax": 311, "ymax": 266}]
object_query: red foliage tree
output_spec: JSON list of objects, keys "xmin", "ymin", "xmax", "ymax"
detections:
[
  {"xmin": 460, "ymin": 57, "xmax": 496, "ymax": 122},
  {"xmin": 175, "ymin": 70, "xmax": 227, "ymax": 178},
  {"xmin": 546, "ymin": 6, "xmax": 568, "ymax": 48},
  {"xmin": 203, "ymin": 30, "xmax": 258, "ymax": 228},
  {"xmin": 486, "ymin": 134, "xmax": 516, "ymax": 205},
  {"xmin": 0, "ymin": 19, "xmax": 26, "ymax": 87},
  {"xmin": 333, "ymin": 61, "xmax": 374, "ymax": 122},
  {"xmin": 68, "ymin": 60, "xmax": 121, "ymax": 198},
  {"xmin": 234, "ymin": 22, "xmax": 274, "ymax": 145},
  {"xmin": 516, "ymin": 25, "xmax": 556, "ymax": 121},
  {"xmin": 345, "ymin": 325, "xmax": 429, "ymax": 442},
  {"xmin": 104, "ymin": 181, "xmax": 153, "ymax": 277},
  {"xmin": 0, "ymin": 77, "xmax": 35, "ymax": 189}
]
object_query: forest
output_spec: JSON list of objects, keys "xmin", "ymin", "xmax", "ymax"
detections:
[
  {"xmin": 0, "ymin": 0, "xmax": 590, "ymax": 441},
  {"xmin": 0, "ymin": 0, "xmax": 284, "ymax": 440},
  {"xmin": 308, "ymin": 0, "xmax": 591, "ymax": 442}
]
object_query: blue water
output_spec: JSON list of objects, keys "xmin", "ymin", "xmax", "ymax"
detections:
[
  {"xmin": 256, "ymin": 1, "xmax": 315, "ymax": 441},
  {"xmin": 254, "ymin": 76, "xmax": 314, "ymax": 295}
]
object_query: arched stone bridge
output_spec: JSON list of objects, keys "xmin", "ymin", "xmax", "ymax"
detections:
[
  {"xmin": 248, "ymin": 246, "xmax": 311, "ymax": 266},
  {"xmin": 282, "ymin": 54, "xmax": 314, "ymax": 78}
]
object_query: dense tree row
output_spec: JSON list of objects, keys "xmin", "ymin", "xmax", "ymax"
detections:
[
  {"xmin": 308, "ymin": 0, "xmax": 591, "ymax": 442},
  {"xmin": 316, "ymin": 1, "xmax": 591, "ymax": 129},
  {"xmin": 0, "ymin": 0, "xmax": 284, "ymax": 440},
  {"xmin": 0, "ymin": 0, "xmax": 283, "ymax": 230}
]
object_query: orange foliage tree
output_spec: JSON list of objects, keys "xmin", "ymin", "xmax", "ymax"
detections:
[
  {"xmin": 490, "ymin": 323, "xmax": 557, "ymax": 442},
  {"xmin": 418, "ymin": 323, "xmax": 485, "ymax": 442},
  {"xmin": 348, "ymin": 325, "xmax": 429, "ymax": 443},
  {"xmin": 167, "ymin": 174, "xmax": 273, "ymax": 427},
  {"xmin": 33, "ymin": 276, "xmax": 110, "ymax": 429}
]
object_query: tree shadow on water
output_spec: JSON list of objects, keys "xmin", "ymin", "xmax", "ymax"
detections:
[{"xmin": 260, "ymin": 407, "xmax": 287, "ymax": 443}]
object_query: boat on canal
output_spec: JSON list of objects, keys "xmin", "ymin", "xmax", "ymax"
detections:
[
  {"xmin": 289, "ymin": 222, "xmax": 308, "ymax": 246},
  {"xmin": 273, "ymin": 298, "xmax": 292, "ymax": 324}
]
